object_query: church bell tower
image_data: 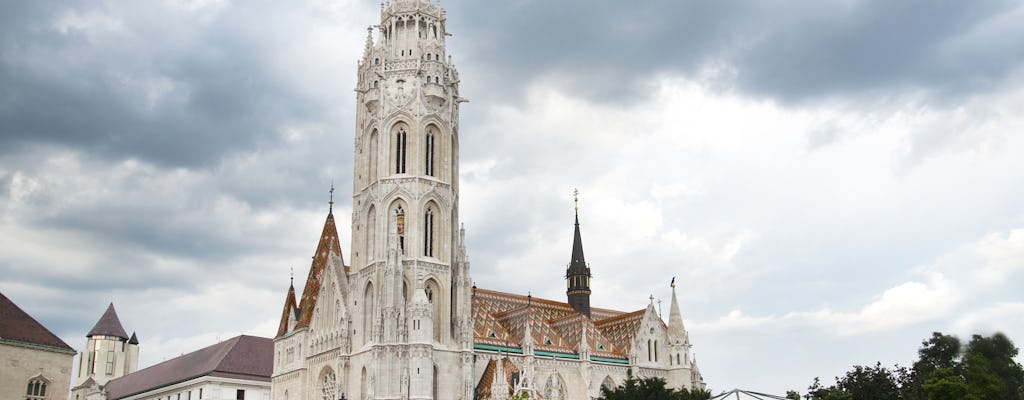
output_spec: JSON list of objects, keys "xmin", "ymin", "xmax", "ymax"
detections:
[
  {"xmin": 348, "ymin": 0, "xmax": 474, "ymax": 398},
  {"xmin": 566, "ymin": 190, "xmax": 592, "ymax": 318}
]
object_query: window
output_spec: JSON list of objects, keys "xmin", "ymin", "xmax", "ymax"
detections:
[
  {"xmin": 200, "ymin": 388, "xmax": 203, "ymax": 399},
  {"xmin": 424, "ymin": 129, "xmax": 435, "ymax": 177},
  {"xmin": 236, "ymin": 389, "xmax": 245, "ymax": 400},
  {"xmin": 394, "ymin": 128, "xmax": 407, "ymax": 174},
  {"xmin": 423, "ymin": 208, "xmax": 434, "ymax": 257},
  {"xmin": 26, "ymin": 377, "xmax": 48, "ymax": 399},
  {"xmin": 106, "ymin": 349, "xmax": 115, "ymax": 375},
  {"xmin": 647, "ymin": 339, "xmax": 652, "ymax": 362},
  {"xmin": 654, "ymin": 340, "xmax": 659, "ymax": 362}
]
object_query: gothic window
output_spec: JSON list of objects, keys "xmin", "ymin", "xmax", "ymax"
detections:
[
  {"xmin": 319, "ymin": 368, "xmax": 337, "ymax": 400},
  {"xmin": 425, "ymin": 279, "xmax": 442, "ymax": 341},
  {"xmin": 394, "ymin": 128, "xmax": 407, "ymax": 174},
  {"xmin": 363, "ymin": 282, "xmax": 375, "ymax": 344},
  {"xmin": 373, "ymin": 80, "xmax": 378, "ymax": 88},
  {"xmin": 434, "ymin": 76, "xmax": 439, "ymax": 84},
  {"xmin": 543, "ymin": 373, "xmax": 566, "ymax": 400},
  {"xmin": 396, "ymin": 205, "xmax": 406, "ymax": 253},
  {"xmin": 676, "ymin": 353, "xmax": 681, "ymax": 365},
  {"xmin": 366, "ymin": 205, "xmax": 376, "ymax": 261},
  {"xmin": 424, "ymin": 128, "xmax": 435, "ymax": 176},
  {"xmin": 423, "ymin": 208, "xmax": 434, "ymax": 257},
  {"xmin": 601, "ymin": 376, "xmax": 615, "ymax": 392},
  {"xmin": 647, "ymin": 339, "xmax": 652, "ymax": 362},
  {"xmin": 26, "ymin": 377, "xmax": 47, "ymax": 399},
  {"xmin": 655, "ymin": 340, "xmax": 659, "ymax": 362}
]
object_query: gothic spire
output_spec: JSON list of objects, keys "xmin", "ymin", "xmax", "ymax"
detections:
[
  {"xmin": 566, "ymin": 189, "xmax": 592, "ymax": 318},
  {"xmin": 667, "ymin": 277, "xmax": 688, "ymax": 345}
]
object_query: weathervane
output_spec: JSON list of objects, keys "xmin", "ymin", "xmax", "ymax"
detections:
[{"xmin": 329, "ymin": 182, "xmax": 335, "ymax": 213}]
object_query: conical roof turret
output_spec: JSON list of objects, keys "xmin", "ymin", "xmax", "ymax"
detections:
[{"xmin": 87, "ymin": 303, "xmax": 129, "ymax": 340}]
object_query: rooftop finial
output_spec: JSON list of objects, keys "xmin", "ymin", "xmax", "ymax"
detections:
[
  {"xmin": 671, "ymin": 276, "xmax": 676, "ymax": 289},
  {"xmin": 329, "ymin": 182, "xmax": 335, "ymax": 213},
  {"xmin": 573, "ymin": 188, "xmax": 579, "ymax": 216},
  {"xmin": 290, "ymin": 267, "xmax": 294, "ymax": 286}
]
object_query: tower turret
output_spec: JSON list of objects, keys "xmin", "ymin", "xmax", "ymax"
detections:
[
  {"xmin": 566, "ymin": 190, "xmax": 592, "ymax": 317},
  {"xmin": 73, "ymin": 303, "xmax": 138, "ymax": 399}
]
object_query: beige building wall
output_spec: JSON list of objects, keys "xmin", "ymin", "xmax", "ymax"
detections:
[{"xmin": 1, "ymin": 341, "xmax": 75, "ymax": 400}]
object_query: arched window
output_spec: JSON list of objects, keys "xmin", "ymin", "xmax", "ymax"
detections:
[
  {"xmin": 676, "ymin": 353, "xmax": 681, "ymax": 365},
  {"xmin": 373, "ymin": 80, "xmax": 379, "ymax": 88},
  {"xmin": 394, "ymin": 128, "xmax": 407, "ymax": 174},
  {"xmin": 647, "ymin": 339, "xmax": 652, "ymax": 362},
  {"xmin": 423, "ymin": 208, "xmax": 434, "ymax": 257},
  {"xmin": 360, "ymin": 367, "xmax": 368, "ymax": 398},
  {"xmin": 363, "ymin": 282, "xmax": 375, "ymax": 344},
  {"xmin": 319, "ymin": 368, "xmax": 337, "ymax": 400},
  {"xmin": 543, "ymin": 373, "xmax": 566, "ymax": 400},
  {"xmin": 425, "ymin": 279, "xmax": 442, "ymax": 342},
  {"xmin": 366, "ymin": 205, "xmax": 376, "ymax": 261},
  {"xmin": 424, "ymin": 128, "xmax": 435, "ymax": 177},
  {"xmin": 654, "ymin": 340, "xmax": 659, "ymax": 362},
  {"xmin": 26, "ymin": 377, "xmax": 47, "ymax": 399},
  {"xmin": 368, "ymin": 129, "xmax": 379, "ymax": 182}
]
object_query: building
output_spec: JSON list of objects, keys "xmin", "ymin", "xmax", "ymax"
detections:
[
  {"xmin": 71, "ymin": 303, "xmax": 141, "ymax": 400},
  {"xmin": 96, "ymin": 335, "xmax": 273, "ymax": 400},
  {"xmin": 0, "ymin": 290, "xmax": 76, "ymax": 400},
  {"xmin": 270, "ymin": 0, "xmax": 705, "ymax": 399}
]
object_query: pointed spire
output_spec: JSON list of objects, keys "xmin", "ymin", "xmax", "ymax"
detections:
[
  {"xmin": 128, "ymin": 331, "xmax": 139, "ymax": 345},
  {"xmin": 295, "ymin": 205, "xmax": 345, "ymax": 330},
  {"xmin": 566, "ymin": 189, "xmax": 592, "ymax": 317},
  {"xmin": 87, "ymin": 303, "xmax": 129, "ymax": 340},
  {"xmin": 276, "ymin": 279, "xmax": 299, "ymax": 338},
  {"xmin": 667, "ymin": 278, "xmax": 687, "ymax": 345}
]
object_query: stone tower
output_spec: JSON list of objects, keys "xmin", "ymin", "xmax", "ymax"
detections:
[
  {"xmin": 349, "ymin": 0, "xmax": 473, "ymax": 397},
  {"xmin": 71, "ymin": 303, "xmax": 138, "ymax": 399}
]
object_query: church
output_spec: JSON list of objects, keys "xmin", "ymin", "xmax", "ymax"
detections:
[{"xmin": 270, "ymin": 0, "xmax": 705, "ymax": 399}]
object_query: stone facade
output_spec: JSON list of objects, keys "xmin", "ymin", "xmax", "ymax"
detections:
[
  {"xmin": 0, "ymin": 291, "xmax": 76, "ymax": 400},
  {"xmin": 270, "ymin": 1, "xmax": 705, "ymax": 399},
  {"xmin": 1, "ymin": 341, "xmax": 75, "ymax": 400}
]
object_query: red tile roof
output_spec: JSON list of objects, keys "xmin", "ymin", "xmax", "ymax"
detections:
[
  {"xmin": 0, "ymin": 291, "xmax": 74, "ymax": 352},
  {"xmin": 104, "ymin": 335, "xmax": 273, "ymax": 400},
  {"xmin": 295, "ymin": 212, "xmax": 344, "ymax": 330}
]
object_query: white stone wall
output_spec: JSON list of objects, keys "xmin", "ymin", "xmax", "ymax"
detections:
[{"xmin": 117, "ymin": 376, "xmax": 270, "ymax": 400}]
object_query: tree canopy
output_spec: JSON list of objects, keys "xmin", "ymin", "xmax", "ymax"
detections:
[
  {"xmin": 795, "ymin": 332, "xmax": 1024, "ymax": 400},
  {"xmin": 598, "ymin": 377, "xmax": 711, "ymax": 400}
]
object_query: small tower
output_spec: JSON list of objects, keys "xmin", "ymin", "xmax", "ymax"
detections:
[
  {"xmin": 72, "ymin": 303, "xmax": 138, "ymax": 398},
  {"xmin": 566, "ymin": 189, "xmax": 592, "ymax": 317}
]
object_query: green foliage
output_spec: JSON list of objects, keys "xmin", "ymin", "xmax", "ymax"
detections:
[
  {"xmin": 598, "ymin": 377, "xmax": 710, "ymax": 400},
  {"xmin": 785, "ymin": 390, "xmax": 802, "ymax": 399},
  {"xmin": 805, "ymin": 332, "xmax": 1024, "ymax": 400}
]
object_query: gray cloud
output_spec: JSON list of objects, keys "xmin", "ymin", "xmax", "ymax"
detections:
[
  {"xmin": 446, "ymin": 0, "xmax": 1024, "ymax": 105},
  {"xmin": 0, "ymin": 1, "xmax": 342, "ymax": 167}
]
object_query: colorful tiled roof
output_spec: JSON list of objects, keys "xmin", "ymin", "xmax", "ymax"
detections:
[
  {"xmin": 0, "ymin": 291, "xmax": 74, "ymax": 352},
  {"xmin": 472, "ymin": 288, "xmax": 640, "ymax": 360},
  {"xmin": 275, "ymin": 283, "xmax": 298, "ymax": 338},
  {"xmin": 474, "ymin": 357, "xmax": 520, "ymax": 399},
  {"xmin": 295, "ymin": 211, "xmax": 345, "ymax": 330}
]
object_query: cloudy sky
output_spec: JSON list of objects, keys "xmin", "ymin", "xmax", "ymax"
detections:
[{"xmin": 3, "ymin": 0, "xmax": 1024, "ymax": 395}]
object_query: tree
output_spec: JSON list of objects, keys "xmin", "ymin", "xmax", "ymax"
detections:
[
  {"xmin": 598, "ymin": 377, "xmax": 709, "ymax": 400},
  {"xmin": 785, "ymin": 390, "xmax": 801, "ymax": 400},
  {"xmin": 965, "ymin": 333, "xmax": 1024, "ymax": 400}
]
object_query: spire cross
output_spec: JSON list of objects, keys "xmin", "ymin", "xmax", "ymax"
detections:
[
  {"xmin": 329, "ymin": 182, "xmax": 335, "ymax": 213},
  {"xmin": 573, "ymin": 188, "xmax": 579, "ymax": 213}
]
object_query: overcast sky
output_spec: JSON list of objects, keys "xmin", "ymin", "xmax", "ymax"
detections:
[{"xmin": 2, "ymin": 0, "xmax": 1024, "ymax": 395}]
